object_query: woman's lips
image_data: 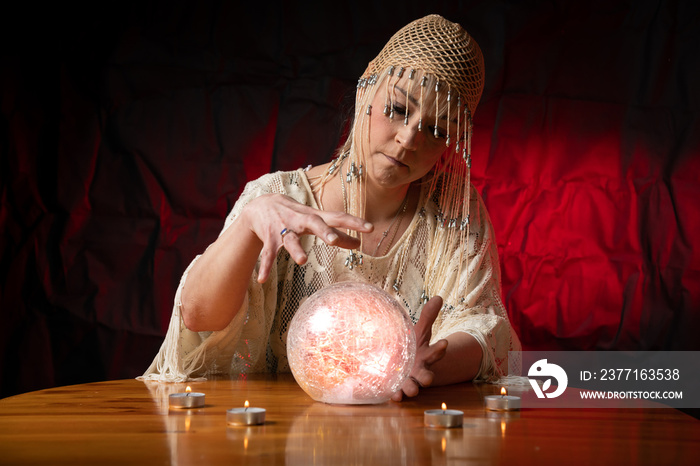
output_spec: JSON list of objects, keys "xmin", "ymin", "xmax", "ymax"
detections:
[{"xmin": 384, "ymin": 153, "xmax": 407, "ymax": 167}]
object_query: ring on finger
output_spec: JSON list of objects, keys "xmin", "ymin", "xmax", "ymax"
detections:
[{"xmin": 280, "ymin": 227, "xmax": 294, "ymax": 238}]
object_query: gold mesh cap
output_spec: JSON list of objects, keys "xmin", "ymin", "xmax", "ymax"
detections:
[{"xmin": 363, "ymin": 14, "xmax": 485, "ymax": 116}]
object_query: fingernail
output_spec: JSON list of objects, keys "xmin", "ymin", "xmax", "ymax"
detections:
[
  {"xmin": 364, "ymin": 222, "xmax": 373, "ymax": 230},
  {"xmin": 327, "ymin": 233, "xmax": 338, "ymax": 243}
]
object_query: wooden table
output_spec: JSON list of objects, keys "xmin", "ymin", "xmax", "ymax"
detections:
[{"xmin": 1, "ymin": 374, "xmax": 698, "ymax": 465}]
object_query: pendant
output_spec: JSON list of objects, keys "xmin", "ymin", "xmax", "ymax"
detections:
[{"xmin": 344, "ymin": 251, "xmax": 363, "ymax": 270}]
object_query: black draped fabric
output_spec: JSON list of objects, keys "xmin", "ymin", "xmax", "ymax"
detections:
[{"xmin": 2, "ymin": 0, "xmax": 699, "ymax": 397}]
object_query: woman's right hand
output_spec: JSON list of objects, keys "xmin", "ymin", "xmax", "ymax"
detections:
[
  {"xmin": 183, "ymin": 193, "xmax": 373, "ymax": 332},
  {"xmin": 240, "ymin": 194, "xmax": 374, "ymax": 283}
]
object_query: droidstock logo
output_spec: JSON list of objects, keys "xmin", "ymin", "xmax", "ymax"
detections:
[{"xmin": 528, "ymin": 359, "xmax": 568, "ymax": 398}]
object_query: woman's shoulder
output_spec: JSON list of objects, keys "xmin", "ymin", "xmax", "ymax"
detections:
[
  {"xmin": 241, "ymin": 166, "xmax": 328, "ymax": 206},
  {"xmin": 243, "ymin": 167, "xmax": 307, "ymax": 191}
]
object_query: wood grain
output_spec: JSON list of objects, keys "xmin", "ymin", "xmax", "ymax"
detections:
[{"xmin": 1, "ymin": 375, "xmax": 698, "ymax": 465}]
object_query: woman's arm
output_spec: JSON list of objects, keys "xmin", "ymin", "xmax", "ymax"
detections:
[
  {"xmin": 181, "ymin": 193, "xmax": 372, "ymax": 332},
  {"xmin": 430, "ymin": 332, "xmax": 483, "ymax": 386}
]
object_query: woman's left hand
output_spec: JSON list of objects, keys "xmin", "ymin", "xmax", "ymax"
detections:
[{"xmin": 392, "ymin": 296, "xmax": 447, "ymax": 401}]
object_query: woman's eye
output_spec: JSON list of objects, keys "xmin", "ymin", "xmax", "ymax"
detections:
[
  {"xmin": 392, "ymin": 104, "xmax": 407, "ymax": 116},
  {"xmin": 429, "ymin": 126, "xmax": 447, "ymax": 139}
]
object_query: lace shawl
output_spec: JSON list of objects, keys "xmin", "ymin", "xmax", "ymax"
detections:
[{"xmin": 140, "ymin": 168, "xmax": 521, "ymax": 383}]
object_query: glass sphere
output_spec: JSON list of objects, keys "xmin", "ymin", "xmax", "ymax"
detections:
[{"xmin": 287, "ymin": 281, "xmax": 416, "ymax": 404}]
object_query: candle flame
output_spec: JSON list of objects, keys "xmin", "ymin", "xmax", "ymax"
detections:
[
  {"xmin": 244, "ymin": 400, "xmax": 250, "ymax": 409},
  {"xmin": 500, "ymin": 387, "xmax": 507, "ymax": 396},
  {"xmin": 185, "ymin": 386, "xmax": 192, "ymax": 393},
  {"xmin": 441, "ymin": 402, "xmax": 447, "ymax": 411}
]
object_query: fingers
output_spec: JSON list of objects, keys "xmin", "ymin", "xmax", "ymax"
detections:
[
  {"xmin": 391, "ymin": 377, "xmax": 419, "ymax": 402},
  {"xmin": 249, "ymin": 194, "xmax": 376, "ymax": 281},
  {"xmin": 423, "ymin": 339, "xmax": 448, "ymax": 365},
  {"xmin": 280, "ymin": 229, "xmax": 308, "ymax": 265},
  {"xmin": 402, "ymin": 378, "xmax": 421, "ymax": 398},
  {"xmin": 317, "ymin": 209, "xmax": 374, "ymax": 232},
  {"xmin": 414, "ymin": 295, "xmax": 443, "ymax": 345},
  {"xmin": 418, "ymin": 296, "xmax": 443, "ymax": 326},
  {"xmin": 305, "ymin": 210, "xmax": 372, "ymax": 248},
  {"xmin": 264, "ymin": 195, "xmax": 372, "ymax": 247},
  {"xmin": 257, "ymin": 227, "xmax": 307, "ymax": 282},
  {"xmin": 257, "ymin": 242, "xmax": 277, "ymax": 283},
  {"xmin": 392, "ymin": 371, "xmax": 433, "ymax": 402},
  {"xmin": 391, "ymin": 297, "xmax": 448, "ymax": 402}
]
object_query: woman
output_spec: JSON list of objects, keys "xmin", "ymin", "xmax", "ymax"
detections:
[{"xmin": 141, "ymin": 14, "xmax": 521, "ymax": 400}]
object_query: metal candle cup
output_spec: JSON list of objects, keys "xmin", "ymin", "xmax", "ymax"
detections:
[
  {"xmin": 484, "ymin": 388, "xmax": 521, "ymax": 411},
  {"xmin": 227, "ymin": 402, "xmax": 266, "ymax": 426},
  {"xmin": 169, "ymin": 390, "xmax": 205, "ymax": 409},
  {"xmin": 424, "ymin": 403, "xmax": 463, "ymax": 428}
]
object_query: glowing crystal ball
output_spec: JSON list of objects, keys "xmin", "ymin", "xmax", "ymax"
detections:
[{"xmin": 287, "ymin": 281, "xmax": 416, "ymax": 404}]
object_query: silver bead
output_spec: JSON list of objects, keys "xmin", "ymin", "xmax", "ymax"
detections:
[{"xmin": 366, "ymin": 104, "xmax": 372, "ymax": 115}]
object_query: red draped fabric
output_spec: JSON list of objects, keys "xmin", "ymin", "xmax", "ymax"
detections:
[{"xmin": 2, "ymin": 0, "xmax": 698, "ymax": 396}]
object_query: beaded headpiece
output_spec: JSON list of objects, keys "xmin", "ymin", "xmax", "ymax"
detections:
[
  {"xmin": 363, "ymin": 14, "xmax": 484, "ymax": 121},
  {"xmin": 318, "ymin": 14, "xmax": 485, "ymax": 306}
]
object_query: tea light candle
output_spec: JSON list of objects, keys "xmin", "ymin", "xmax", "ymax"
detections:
[
  {"xmin": 169, "ymin": 386, "xmax": 205, "ymax": 409},
  {"xmin": 484, "ymin": 387, "xmax": 521, "ymax": 411},
  {"xmin": 424, "ymin": 403, "xmax": 463, "ymax": 428},
  {"xmin": 227, "ymin": 400, "xmax": 266, "ymax": 426}
]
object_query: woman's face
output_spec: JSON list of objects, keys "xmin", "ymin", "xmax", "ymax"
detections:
[{"xmin": 362, "ymin": 71, "xmax": 460, "ymax": 190}]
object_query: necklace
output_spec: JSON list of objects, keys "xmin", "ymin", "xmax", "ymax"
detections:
[
  {"xmin": 340, "ymin": 161, "xmax": 409, "ymax": 260},
  {"xmin": 372, "ymin": 193, "xmax": 409, "ymax": 256},
  {"xmin": 340, "ymin": 155, "xmax": 409, "ymax": 270},
  {"xmin": 340, "ymin": 164, "xmax": 363, "ymax": 269}
]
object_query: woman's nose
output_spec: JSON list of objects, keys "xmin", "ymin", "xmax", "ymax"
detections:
[{"xmin": 395, "ymin": 121, "xmax": 421, "ymax": 150}]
